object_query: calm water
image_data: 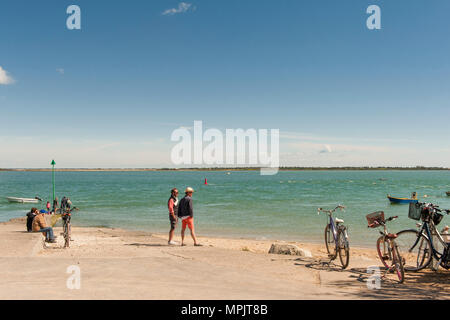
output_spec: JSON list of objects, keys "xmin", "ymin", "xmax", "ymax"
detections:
[{"xmin": 1, "ymin": 170, "xmax": 449, "ymax": 246}]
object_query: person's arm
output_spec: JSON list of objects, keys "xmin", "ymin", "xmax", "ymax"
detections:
[
  {"xmin": 37, "ymin": 215, "xmax": 47, "ymax": 229},
  {"xmin": 188, "ymin": 198, "xmax": 193, "ymax": 217},
  {"xmin": 168, "ymin": 198, "xmax": 176, "ymax": 219}
]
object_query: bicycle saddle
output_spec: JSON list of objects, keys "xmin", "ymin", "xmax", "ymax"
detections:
[
  {"xmin": 335, "ymin": 218, "xmax": 344, "ymax": 224},
  {"xmin": 386, "ymin": 233, "xmax": 398, "ymax": 239}
]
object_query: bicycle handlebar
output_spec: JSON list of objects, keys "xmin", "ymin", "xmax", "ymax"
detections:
[
  {"xmin": 421, "ymin": 203, "xmax": 450, "ymax": 214},
  {"xmin": 317, "ymin": 205, "xmax": 346, "ymax": 215}
]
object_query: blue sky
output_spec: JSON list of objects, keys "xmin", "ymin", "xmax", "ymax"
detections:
[{"xmin": 0, "ymin": 0, "xmax": 449, "ymax": 168}]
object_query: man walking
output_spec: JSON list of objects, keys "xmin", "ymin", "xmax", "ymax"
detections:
[
  {"xmin": 178, "ymin": 187, "xmax": 201, "ymax": 246},
  {"xmin": 168, "ymin": 188, "xmax": 179, "ymax": 245}
]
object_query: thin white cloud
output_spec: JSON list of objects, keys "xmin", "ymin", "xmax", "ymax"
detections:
[
  {"xmin": 319, "ymin": 144, "xmax": 332, "ymax": 154},
  {"xmin": 56, "ymin": 68, "xmax": 65, "ymax": 75},
  {"xmin": 162, "ymin": 2, "xmax": 193, "ymax": 16},
  {"xmin": 0, "ymin": 66, "xmax": 15, "ymax": 85}
]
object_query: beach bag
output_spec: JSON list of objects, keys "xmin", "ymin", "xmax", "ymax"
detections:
[{"xmin": 408, "ymin": 202, "xmax": 422, "ymax": 221}]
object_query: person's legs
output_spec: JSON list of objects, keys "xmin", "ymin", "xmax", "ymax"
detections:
[
  {"xmin": 181, "ymin": 225, "xmax": 186, "ymax": 245},
  {"xmin": 187, "ymin": 218, "xmax": 199, "ymax": 245},
  {"xmin": 189, "ymin": 227, "xmax": 198, "ymax": 245},
  {"xmin": 39, "ymin": 227, "xmax": 55, "ymax": 241},
  {"xmin": 168, "ymin": 217, "xmax": 177, "ymax": 244}
]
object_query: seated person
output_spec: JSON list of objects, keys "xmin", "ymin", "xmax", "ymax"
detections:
[
  {"xmin": 26, "ymin": 207, "xmax": 38, "ymax": 232},
  {"xmin": 32, "ymin": 211, "xmax": 56, "ymax": 243},
  {"xmin": 442, "ymin": 226, "xmax": 450, "ymax": 243}
]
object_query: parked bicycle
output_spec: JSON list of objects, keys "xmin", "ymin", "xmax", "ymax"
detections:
[
  {"xmin": 395, "ymin": 202, "xmax": 450, "ymax": 272},
  {"xmin": 366, "ymin": 211, "xmax": 404, "ymax": 283},
  {"xmin": 61, "ymin": 207, "xmax": 78, "ymax": 248},
  {"xmin": 317, "ymin": 205, "xmax": 350, "ymax": 269}
]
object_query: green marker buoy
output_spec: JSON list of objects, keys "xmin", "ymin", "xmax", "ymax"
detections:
[{"xmin": 51, "ymin": 160, "xmax": 56, "ymax": 204}]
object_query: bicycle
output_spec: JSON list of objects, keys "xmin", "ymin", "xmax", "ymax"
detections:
[
  {"xmin": 61, "ymin": 207, "xmax": 78, "ymax": 248},
  {"xmin": 395, "ymin": 202, "xmax": 450, "ymax": 272},
  {"xmin": 366, "ymin": 211, "xmax": 404, "ymax": 283},
  {"xmin": 317, "ymin": 205, "xmax": 350, "ymax": 269}
]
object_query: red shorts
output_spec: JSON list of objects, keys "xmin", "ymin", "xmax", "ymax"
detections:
[{"xmin": 182, "ymin": 217, "xmax": 194, "ymax": 230}]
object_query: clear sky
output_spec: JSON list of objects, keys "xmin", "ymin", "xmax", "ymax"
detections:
[{"xmin": 0, "ymin": 0, "xmax": 449, "ymax": 168}]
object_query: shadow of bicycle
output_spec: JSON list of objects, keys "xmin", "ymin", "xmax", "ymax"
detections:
[{"xmin": 293, "ymin": 256, "xmax": 450, "ymax": 299}]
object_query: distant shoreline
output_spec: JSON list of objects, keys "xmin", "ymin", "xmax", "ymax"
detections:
[{"xmin": 1, "ymin": 166, "xmax": 449, "ymax": 172}]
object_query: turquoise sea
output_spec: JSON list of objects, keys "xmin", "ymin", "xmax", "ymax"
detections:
[{"xmin": 1, "ymin": 170, "xmax": 449, "ymax": 246}]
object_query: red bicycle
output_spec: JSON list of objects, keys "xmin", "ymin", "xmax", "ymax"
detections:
[{"xmin": 366, "ymin": 211, "xmax": 404, "ymax": 283}]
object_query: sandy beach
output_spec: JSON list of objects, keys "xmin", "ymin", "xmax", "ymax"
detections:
[{"xmin": 1, "ymin": 217, "xmax": 449, "ymax": 300}]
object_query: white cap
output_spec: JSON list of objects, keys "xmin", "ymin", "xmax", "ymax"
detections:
[{"xmin": 185, "ymin": 187, "xmax": 194, "ymax": 193}]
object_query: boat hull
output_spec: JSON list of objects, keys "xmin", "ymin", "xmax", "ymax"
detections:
[
  {"xmin": 447, "ymin": 192, "xmax": 450, "ymax": 197},
  {"xmin": 387, "ymin": 196, "xmax": 418, "ymax": 204},
  {"xmin": 6, "ymin": 197, "xmax": 40, "ymax": 204}
]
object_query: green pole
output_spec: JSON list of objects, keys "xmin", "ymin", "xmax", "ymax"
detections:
[{"xmin": 51, "ymin": 160, "xmax": 56, "ymax": 204}]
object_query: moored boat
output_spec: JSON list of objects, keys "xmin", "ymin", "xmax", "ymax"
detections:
[
  {"xmin": 388, "ymin": 192, "xmax": 418, "ymax": 204},
  {"xmin": 6, "ymin": 197, "xmax": 41, "ymax": 204},
  {"xmin": 446, "ymin": 191, "xmax": 450, "ymax": 197}
]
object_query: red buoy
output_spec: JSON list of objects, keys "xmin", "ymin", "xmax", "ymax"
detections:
[{"xmin": 204, "ymin": 178, "xmax": 208, "ymax": 185}]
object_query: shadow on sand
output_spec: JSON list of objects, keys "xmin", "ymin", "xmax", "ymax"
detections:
[
  {"xmin": 125, "ymin": 243, "xmax": 167, "ymax": 247},
  {"xmin": 294, "ymin": 257, "xmax": 450, "ymax": 299}
]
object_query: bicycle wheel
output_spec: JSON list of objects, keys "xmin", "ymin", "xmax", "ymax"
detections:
[
  {"xmin": 66, "ymin": 223, "xmax": 71, "ymax": 248},
  {"xmin": 337, "ymin": 227, "xmax": 350, "ymax": 269},
  {"xmin": 63, "ymin": 221, "xmax": 70, "ymax": 248},
  {"xmin": 376, "ymin": 236, "xmax": 392, "ymax": 269},
  {"xmin": 324, "ymin": 224, "xmax": 337, "ymax": 258},
  {"xmin": 430, "ymin": 231, "xmax": 447, "ymax": 270},
  {"xmin": 396, "ymin": 230, "xmax": 432, "ymax": 271},
  {"xmin": 392, "ymin": 243, "xmax": 405, "ymax": 283}
]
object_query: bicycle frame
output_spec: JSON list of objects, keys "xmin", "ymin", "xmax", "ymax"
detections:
[
  {"xmin": 319, "ymin": 206, "xmax": 345, "ymax": 242},
  {"xmin": 62, "ymin": 213, "xmax": 72, "ymax": 248},
  {"xmin": 328, "ymin": 214, "xmax": 338, "ymax": 243},
  {"xmin": 379, "ymin": 224, "xmax": 394, "ymax": 258},
  {"xmin": 412, "ymin": 220, "xmax": 447, "ymax": 262}
]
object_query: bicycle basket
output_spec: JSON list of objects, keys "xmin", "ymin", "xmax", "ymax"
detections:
[
  {"xmin": 433, "ymin": 212, "xmax": 444, "ymax": 226},
  {"xmin": 366, "ymin": 211, "xmax": 385, "ymax": 227},
  {"xmin": 408, "ymin": 202, "xmax": 423, "ymax": 221}
]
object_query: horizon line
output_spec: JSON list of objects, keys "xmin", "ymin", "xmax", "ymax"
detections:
[{"xmin": 1, "ymin": 166, "xmax": 449, "ymax": 172}]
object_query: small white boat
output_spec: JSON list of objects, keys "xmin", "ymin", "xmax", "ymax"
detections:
[{"xmin": 6, "ymin": 197, "xmax": 41, "ymax": 204}]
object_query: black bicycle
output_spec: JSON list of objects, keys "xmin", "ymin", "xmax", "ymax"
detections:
[
  {"xmin": 396, "ymin": 202, "xmax": 450, "ymax": 272},
  {"xmin": 61, "ymin": 207, "xmax": 79, "ymax": 248}
]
